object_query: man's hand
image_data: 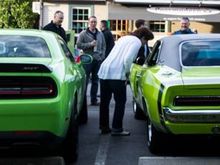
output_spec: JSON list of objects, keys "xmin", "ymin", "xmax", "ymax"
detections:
[{"xmin": 91, "ymin": 40, "xmax": 97, "ymax": 47}]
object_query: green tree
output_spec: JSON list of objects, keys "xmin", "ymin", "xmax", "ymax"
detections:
[{"xmin": 0, "ymin": 0, "xmax": 37, "ymax": 28}]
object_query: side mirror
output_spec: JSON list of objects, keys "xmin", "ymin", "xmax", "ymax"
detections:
[
  {"xmin": 78, "ymin": 54, "xmax": 93, "ymax": 64},
  {"xmin": 135, "ymin": 56, "xmax": 145, "ymax": 65}
]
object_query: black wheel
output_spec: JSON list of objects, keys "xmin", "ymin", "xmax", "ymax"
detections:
[
  {"xmin": 78, "ymin": 94, "xmax": 88, "ymax": 124},
  {"xmin": 147, "ymin": 118, "xmax": 166, "ymax": 154},
  {"xmin": 133, "ymin": 99, "xmax": 146, "ymax": 120},
  {"xmin": 62, "ymin": 100, "xmax": 79, "ymax": 163}
]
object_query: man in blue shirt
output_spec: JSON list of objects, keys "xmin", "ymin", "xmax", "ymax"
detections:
[{"xmin": 173, "ymin": 17, "xmax": 195, "ymax": 35}]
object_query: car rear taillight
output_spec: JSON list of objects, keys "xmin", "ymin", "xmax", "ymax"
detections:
[
  {"xmin": 21, "ymin": 84, "xmax": 54, "ymax": 95},
  {"xmin": 0, "ymin": 77, "xmax": 57, "ymax": 99}
]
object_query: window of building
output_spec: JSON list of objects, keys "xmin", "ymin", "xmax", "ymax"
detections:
[
  {"xmin": 110, "ymin": 20, "xmax": 129, "ymax": 40},
  {"xmin": 149, "ymin": 21, "xmax": 165, "ymax": 32},
  {"xmin": 72, "ymin": 7, "xmax": 91, "ymax": 44}
]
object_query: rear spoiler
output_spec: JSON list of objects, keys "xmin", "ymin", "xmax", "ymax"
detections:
[{"xmin": 0, "ymin": 64, "xmax": 52, "ymax": 73}]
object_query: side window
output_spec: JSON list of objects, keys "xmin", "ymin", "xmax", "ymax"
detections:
[
  {"xmin": 146, "ymin": 40, "xmax": 161, "ymax": 66},
  {"xmin": 59, "ymin": 39, "xmax": 75, "ymax": 63}
]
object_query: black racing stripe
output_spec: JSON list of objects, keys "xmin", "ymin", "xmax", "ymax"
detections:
[
  {"xmin": 157, "ymin": 83, "xmax": 171, "ymax": 133},
  {"xmin": 157, "ymin": 83, "xmax": 164, "ymax": 118}
]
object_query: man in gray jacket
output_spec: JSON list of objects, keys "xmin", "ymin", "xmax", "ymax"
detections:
[{"xmin": 76, "ymin": 16, "xmax": 106, "ymax": 105}]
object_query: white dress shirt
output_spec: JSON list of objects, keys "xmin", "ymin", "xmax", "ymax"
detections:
[{"xmin": 98, "ymin": 35, "xmax": 141, "ymax": 80}]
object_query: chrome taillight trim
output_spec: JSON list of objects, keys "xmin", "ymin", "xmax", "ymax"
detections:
[{"xmin": 163, "ymin": 107, "xmax": 220, "ymax": 123}]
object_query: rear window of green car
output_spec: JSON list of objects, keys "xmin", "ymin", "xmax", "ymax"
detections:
[
  {"xmin": 181, "ymin": 41, "xmax": 220, "ymax": 66},
  {"xmin": 0, "ymin": 35, "xmax": 51, "ymax": 58}
]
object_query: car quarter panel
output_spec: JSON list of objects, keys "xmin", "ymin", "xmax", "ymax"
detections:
[
  {"xmin": 0, "ymin": 30, "xmax": 85, "ymax": 138},
  {"xmin": 140, "ymin": 65, "xmax": 183, "ymax": 131}
]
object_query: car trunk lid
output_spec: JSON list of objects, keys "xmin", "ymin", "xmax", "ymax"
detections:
[{"xmin": 181, "ymin": 67, "xmax": 220, "ymax": 87}]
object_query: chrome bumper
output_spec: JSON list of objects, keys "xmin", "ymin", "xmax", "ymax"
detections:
[{"xmin": 163, "ymin": 107, "xmax": 220, "ymax": 123}]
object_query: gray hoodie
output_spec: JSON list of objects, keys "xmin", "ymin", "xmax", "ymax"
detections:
[{"xmin": 76, "ymin": 28, "xmax": 106, "ymax": 61}]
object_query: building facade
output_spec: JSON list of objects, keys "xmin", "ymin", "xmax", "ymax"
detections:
[{"xmin": 40, "ymin": 0, "xmax": 220, "ymax": 46}]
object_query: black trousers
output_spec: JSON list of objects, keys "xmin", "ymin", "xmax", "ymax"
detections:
[{"xmin": 99, "ymin": 79, "xmax": 127, "ymax": 131}]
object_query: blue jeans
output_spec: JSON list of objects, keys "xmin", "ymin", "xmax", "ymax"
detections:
[{"xmin": 83, "ymin": 59, "xmax": 101, "ymax": 103}]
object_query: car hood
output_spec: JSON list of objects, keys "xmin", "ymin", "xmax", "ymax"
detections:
[{"xmin": 181, "ymin": 67, "xmax": 220, "ymax": 86}]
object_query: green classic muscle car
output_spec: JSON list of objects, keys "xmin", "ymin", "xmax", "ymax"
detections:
[
  {"xmin": 129, "ymin": 34, "xmax": 220, "ymax": 153},
  {"xmin": 0, "ymin": 29, "xmax": 92, "ymax": 162}
]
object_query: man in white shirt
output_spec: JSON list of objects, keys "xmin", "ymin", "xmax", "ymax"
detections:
[{"xmin": 98, "ymin": 27, "xmax": 154, "ymax": 136}]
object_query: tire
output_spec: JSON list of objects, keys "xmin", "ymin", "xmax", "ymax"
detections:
[
  {"xmin": 78, "ymin": 94, "xmax": 88, "ymax": 124},
  {"xmin": 133, "ymin": 99, "xmax": 146, "ymax": 120},
  {"xmin": 62, "ymin": 100, "xmax": 79, "ymax": 163},
  {"xmin": 147, "ymin": 118, "xmax": 166, "ymax": 154}
]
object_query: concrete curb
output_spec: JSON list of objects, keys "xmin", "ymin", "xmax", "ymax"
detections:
[
  {"xmin": 0, "ymin": 156, "xmax": 65, "ymax": 165},
  {"xmin": 138, "ymin": 157, "xmax": 220, "ymax": 165}
]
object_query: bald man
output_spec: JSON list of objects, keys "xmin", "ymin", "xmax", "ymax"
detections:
[{"xmin": 43, "ymin": 10, "xmax": 67, "ymax": 42}]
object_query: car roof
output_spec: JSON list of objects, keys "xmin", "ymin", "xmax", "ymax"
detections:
[
  {"xmin": 157, "ymin": 34, "xmax": 220, "ymax": 71},
  {"xmin": 161, "ymin": 33, "xmax": 220, "ymax": 44},
  {"xmin": 0, "ymin": 29, "xmax": 62, "ymax": 41}
]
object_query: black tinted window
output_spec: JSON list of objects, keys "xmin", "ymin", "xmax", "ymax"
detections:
[{"xmin": 59, "ymin": 39, "xmax": 75, "ymax": 62}]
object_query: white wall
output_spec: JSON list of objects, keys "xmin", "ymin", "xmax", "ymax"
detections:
[{"xmin": 94, "ymin": 4, "xmax": 108, "ymax": 29}]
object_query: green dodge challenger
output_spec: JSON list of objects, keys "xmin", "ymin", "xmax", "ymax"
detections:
[
  {"xmin": 129, "ymin": 34, "xmax": 220, "ymax": 153},
  {"xmin": 0, "ymin": 29, "xmax": 92, "ymax": 162}
]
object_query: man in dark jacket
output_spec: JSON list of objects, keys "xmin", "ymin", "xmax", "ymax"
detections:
[
  {"xmin": 172, "ymin": 17, "xmax": 195, "ymax": 35},
  {"xmin": 100, "ymin": 20, "xmax": 115, "ymax": 58},
  {"xmin": 43, "ymin": 10, "xmax": 67, "ymax": 42}
]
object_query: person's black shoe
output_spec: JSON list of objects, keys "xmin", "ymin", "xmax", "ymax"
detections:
[
  {"xmin": 90, "ymin": 102, "xmax": 100, "ymax": 106},
  {"xmin": 100, "ymin": 128, "xmax": 111, "ymax": 134},
  {"xmin": 111, "ymin": 130, "xmax": 130, "ymax": 136}
]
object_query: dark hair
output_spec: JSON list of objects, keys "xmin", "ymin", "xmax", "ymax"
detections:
[
  {"xmin": 101, "ymin": 20, "xmax": 108, "ymax": 28},
  {"xmin": 132, "ymin": 27, "xmax": 154, "ymax": 40},
  {"xmin": 135, "ymin": 19, "xmax": 145, "ymax": 29},
  {"xmin": 181, "ymin": 17, "xmax": 190, "ymax": 22}
]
